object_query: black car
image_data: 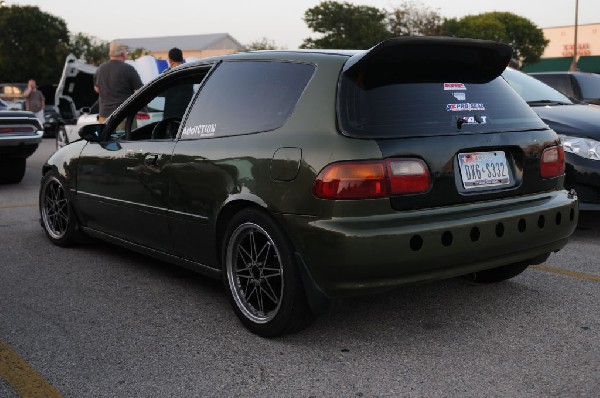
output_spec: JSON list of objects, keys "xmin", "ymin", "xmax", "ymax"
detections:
[
  {"xmin": 39, "ymin": 37, "xmax": 578, "ymax": 336},
  {"xmin": 0, "ymin": 110, "xmax": 43, "ymax": 183},
  {"xmin": 39, "ymin": 84, "xmax": 63, "ymax": 138},
  {"xmin": 503, "ymin": 68, "xmax": 600, "ymax": 210},
  {"xmin": 42, "ymin": 104, "xmax": 63, "ymax": 138},
  {"xmin": 529, "ymin": 71, "xmax": 600, "ymax": 105}
]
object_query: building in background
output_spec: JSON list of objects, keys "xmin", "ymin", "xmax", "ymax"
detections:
[
  {"xmin": 116, "ymin": 33, "xmax": 245, "ymax": 61},
  {"xmin": 524, "ymin": 23, "xmax": 600, "ymax": 72}
]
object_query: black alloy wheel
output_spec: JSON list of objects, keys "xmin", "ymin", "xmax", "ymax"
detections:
[
  {"xmin": 222, "ymin": 208, "xmax": 314, "ymax": 337},
  {"xmin": 39, "ymin": 171, "xmax": 82, "ymax": 246}
]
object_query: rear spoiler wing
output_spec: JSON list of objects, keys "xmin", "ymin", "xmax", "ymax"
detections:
[{"xmin": 343, "ymin": 36, "xmax": 512, "ymax": 83}]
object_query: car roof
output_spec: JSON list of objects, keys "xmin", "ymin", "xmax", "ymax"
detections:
[
  {"xmin": 182, "ymin": 48, "xmax": 357, "ymax": 65},
  {"xmin": 176, "ymin": 37, "xmax": 512, "ymax": 83}
]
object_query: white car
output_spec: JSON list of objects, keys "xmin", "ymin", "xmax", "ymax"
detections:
[
  {"xmin": 57, "ymin": 101, "xmax": 163, "ymax": 149},
  {"xmin": 55, "ymin": 54, "xmax": 169, "ymax": 149}
]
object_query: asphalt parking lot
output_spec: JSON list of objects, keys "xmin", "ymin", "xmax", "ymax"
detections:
[{"xmin": 1, "ymin": 138, "xmax": 599, "ymax": 397}]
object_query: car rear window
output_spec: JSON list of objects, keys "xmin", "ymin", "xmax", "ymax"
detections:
[
  {"xmin": 338, "ymin": 65, "xmax": 547, "ymax": 138},
  {"xmin": 182, "ymin": 61, "xmax": 315, "ymax": 138}
]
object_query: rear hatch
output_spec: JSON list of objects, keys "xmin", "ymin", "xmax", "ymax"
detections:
[
  {"xmin": 55, "ymin": 54, "xmax": 99, "ymax": 123},
  {"xmin": 338, "ymin": 37, "xmax": 563, "ymax": 210}
]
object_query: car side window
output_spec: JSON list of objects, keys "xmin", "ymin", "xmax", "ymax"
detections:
[
  {"xmin": 108, "ymin": 71, "xmax": 207, "ymax": 142},
  {"xmin": 181, "ymin": 61, "xmax": 315, "ymax": 139}
]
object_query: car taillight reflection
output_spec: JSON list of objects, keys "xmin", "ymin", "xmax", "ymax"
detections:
[
  {"xmin": 135, "ymin": 112, "xmax": 150, "ymax": 120},
  {"xmin": 313, "ymin": 159, "xmax": 431, "ymax": 199}
]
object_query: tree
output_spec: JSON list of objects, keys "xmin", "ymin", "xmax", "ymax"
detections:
[
  {"xmin": 69, "ymin": 33, "xmax": 109, "ymax": 65},
  {"xmin": 0, "ymin": 5, "xmax": 70, "ymax": 84},
  {"xmin": 441, "ymin": 12, "xmax": 549, "ymax": 66},
  {"xmin": 301, "ymin": 1, "xmax": 390, "ymax": 49},
  {"xmin": 128, "ymin": 47, "xmax": 151, "ymax": 61},
  {"xmin": 388, "ymin": 0, "xmax": 443, "ymax": 37},
  {"xmin": 246, "ymin": 37, "xmax": 283, "ymax": 51}
]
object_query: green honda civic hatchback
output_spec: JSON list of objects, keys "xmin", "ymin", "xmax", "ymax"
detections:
[{"xmin": 40, "ymin": 37, "xmax": 578, "ymax": 337}]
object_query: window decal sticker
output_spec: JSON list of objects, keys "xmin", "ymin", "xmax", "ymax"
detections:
[
  {"xmin": 452, "ymin": 92, "xmax": 466, "ymax": 101},
  {"xmin": 446, "ymin": 103, "xmax": 485, "ymax": 112},
  {"xmin": 182, "ymin": 123, "xmax": 217, "ymax": 137},
  {"xmin": 444, "ymin": 83, "xmax": 466, "ymax": 90},
  {"xmin": 456, "ymin": 115, "xmax": 488, "ymax": 126}
]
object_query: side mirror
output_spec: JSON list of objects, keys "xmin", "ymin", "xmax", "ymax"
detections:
[{"xmin": 79, "ymin": 124, "xmax": 104, "ymax": 142}]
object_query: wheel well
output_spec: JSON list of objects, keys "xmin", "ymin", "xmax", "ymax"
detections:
[
  {"xmin": 215, "ymin": 200, "xmax": 264, "ymax": 250},
  {"xmin": 41, "ymin": 164, "xmax": 54, "ymax": 176}
]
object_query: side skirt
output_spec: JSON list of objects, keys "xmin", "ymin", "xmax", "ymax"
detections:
[{"xmin": 81, "ymin": 227, "xmax": 222, "ymax": 280}]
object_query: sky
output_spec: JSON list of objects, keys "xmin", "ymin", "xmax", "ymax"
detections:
[{"xmin": 7, "ymin": 0, "xmax": 600, "ymax": 49}]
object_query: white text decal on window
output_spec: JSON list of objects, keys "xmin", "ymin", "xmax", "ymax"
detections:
[{"xmin": 182, "ymin": 124, "xmax": 217, "ymax": 137}]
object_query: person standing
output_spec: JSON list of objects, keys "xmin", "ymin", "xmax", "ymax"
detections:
[
  {"xmin": 23, "ymin": 79, "xmax": 45, "ymax": 124},
  {"xmin": 94, "ymin": 40, "xmax": 143, "ymax": 123},
  {"xmin": 162, "ymin": 47, "xmax": 193, "ymax": 119},
  {"xmin": 165, "ymin": 47, "xmax": 185, "ymax": 72}
]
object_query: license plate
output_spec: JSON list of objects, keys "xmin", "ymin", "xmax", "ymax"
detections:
[{"xmin": 458, "ymin": 151, "xmax": 510, "ymax": 189}]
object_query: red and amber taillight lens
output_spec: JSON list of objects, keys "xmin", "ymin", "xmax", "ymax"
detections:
[
  {"xmin": 540, "ymin": 145, "xmax": 565, "ymax": 178},
  {"xmin": 313, "ymin": 159, "xmax": 431, "ymax": 199}
]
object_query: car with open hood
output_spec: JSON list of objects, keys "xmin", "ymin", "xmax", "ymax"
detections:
[
  {"xmin": 53, "ymin": 54, "xmax": 99, "ymax": 148},
  {"xmin": 39, "ymin": 37, "xmax": 578, "ymax": 336},
  {"xmin": 503, "ymin": 68, "xmax": 600, "ymax": 210}
]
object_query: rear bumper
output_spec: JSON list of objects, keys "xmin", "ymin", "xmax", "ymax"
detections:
[
  {"xmin": 279, "ymin": 190, "xmax": 578, "ymax": 298},
  {"xmin": 0, "ymin": 131, "xmax": 43, "ymax": 158}
]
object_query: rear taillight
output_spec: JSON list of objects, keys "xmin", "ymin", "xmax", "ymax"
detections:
[
  {"xmin": 386, "ymin": 159, "xmax": 431, "ymax": 194},
  {"xmin": 313, "ymin": 161, "xmax": 388, "ymax": 199},
  {"xmin": 540, "ymin": 145, "xmax": 565, "ymax": 178},
  {"xmin": 0, "ymin": 126, "xmax": 35, "ymax": 134},
  {"xmin": 313, "ymin": 159, "xmax": 431, "ymax": 199},
  {"xmin": 135, "ymin": 112, "xmax": 150, "ymax": 120}
]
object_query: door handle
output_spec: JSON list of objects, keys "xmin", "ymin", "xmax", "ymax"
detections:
[{"xmin": 144, "ymin": 153, "xmax": 161, "ymax": 166}]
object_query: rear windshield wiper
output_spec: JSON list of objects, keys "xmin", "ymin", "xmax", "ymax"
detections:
[{"xmin": 526, "ymin": 100, "xmax": 572, "ymax": 106}]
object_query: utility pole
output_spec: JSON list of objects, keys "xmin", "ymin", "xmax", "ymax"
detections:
[{"xmin": 569, "ymin": 0, "xmax": 579, "ymax": 71}]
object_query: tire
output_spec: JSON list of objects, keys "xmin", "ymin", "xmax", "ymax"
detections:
[
  {"xmin": 43, "ymin": 127, "xmax": 55, "ymax": 138},
  {"xmin": 56, "ymin": 125, "xmax": 69, "ymax": 150},
  {"xmin": 39, "ymin": 171, "xmax": 83, "ymax": 246},
  {"xmin": 463, "ymin": 261, "xmax": 529, "ymax": 283},
  {"xmin": 0, "ymin": 158, "xmax": 26, "ymax": 184},
  {"xmin": 222, "ymin": 208, "xmax": 314, "ymax": 337}
]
